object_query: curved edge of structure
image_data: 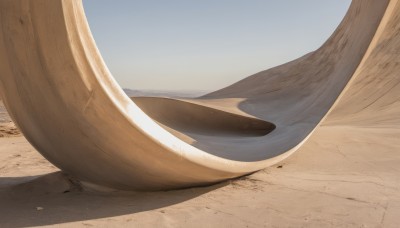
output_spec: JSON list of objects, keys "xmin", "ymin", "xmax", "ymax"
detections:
[{"xmin": 0, "ymin": 0, "xmax": 395, "ymax": 190}]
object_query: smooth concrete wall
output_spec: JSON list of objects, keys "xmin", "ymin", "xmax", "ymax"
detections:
[{"xmin": 0, "ymin": 0, "xmax": 397, "ymax": 190}]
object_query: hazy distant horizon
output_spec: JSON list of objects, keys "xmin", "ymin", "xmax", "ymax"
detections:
[
  {"xmin": 123, "ymin": 88, "xmax": 210, "ymax": 98},
  {"xmin": 84, "ymin": 1, "xmax": 351, "ymax": 91}
]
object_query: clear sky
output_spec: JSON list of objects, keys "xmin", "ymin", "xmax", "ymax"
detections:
[{"xmin": 83, "ymin": 0, "xmax": 351, "ymax": 91}]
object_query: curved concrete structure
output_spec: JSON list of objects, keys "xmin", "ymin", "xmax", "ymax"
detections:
[{"xmin": 0, "ymin": 0, "xmax": 397, "ymax": 190}]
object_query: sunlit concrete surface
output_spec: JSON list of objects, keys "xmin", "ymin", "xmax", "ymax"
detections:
[{"xmin": 0, "ymin": 0, "xmax": 399, "ymax": 192}]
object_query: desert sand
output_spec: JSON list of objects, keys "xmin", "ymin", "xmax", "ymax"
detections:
[{"xmin": 1, "ymin": 100, "xmax": 400, "ymax": 227}]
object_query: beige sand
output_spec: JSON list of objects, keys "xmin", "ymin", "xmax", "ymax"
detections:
[{"xmin": 1, "ymin": 104, "xmax": 399, "ymax": 227}]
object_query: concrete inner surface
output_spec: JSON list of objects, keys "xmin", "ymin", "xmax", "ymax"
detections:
[{"xmin": 132, "ymin": 97, "xmax": 275, "ymax": 138}]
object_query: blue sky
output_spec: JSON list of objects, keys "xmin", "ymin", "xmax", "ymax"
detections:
[{"xmin": 83, "ymin": 0, "xmax": 351, "ymax": 91}]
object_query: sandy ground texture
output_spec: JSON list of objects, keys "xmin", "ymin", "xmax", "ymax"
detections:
[
  {"xmin": 0, "ymin": 100, "xmax": 399, "ymax": 227},
  {"xmin": 0, "ymin": 101, "xmax": 20, "ymax": 138}
]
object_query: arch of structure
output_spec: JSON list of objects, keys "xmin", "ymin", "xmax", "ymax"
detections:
[{"xmin": 0, "ymin": 0, "xmax": 398, "ymax": 190}]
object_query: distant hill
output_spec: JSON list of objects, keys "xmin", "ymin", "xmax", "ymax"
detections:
[{"xmin": 123, "ymin": 89, "xmax": 209, "ymax": 98}]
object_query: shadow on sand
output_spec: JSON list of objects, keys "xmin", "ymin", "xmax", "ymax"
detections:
[{"xmin": 0, "ymin": 172, "xmax": 225, "ymax": 227}]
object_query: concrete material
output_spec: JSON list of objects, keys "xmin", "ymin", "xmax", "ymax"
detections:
[{"xmin": 0, "ymin": 0, "xmax": 398, "ymax": 191}]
